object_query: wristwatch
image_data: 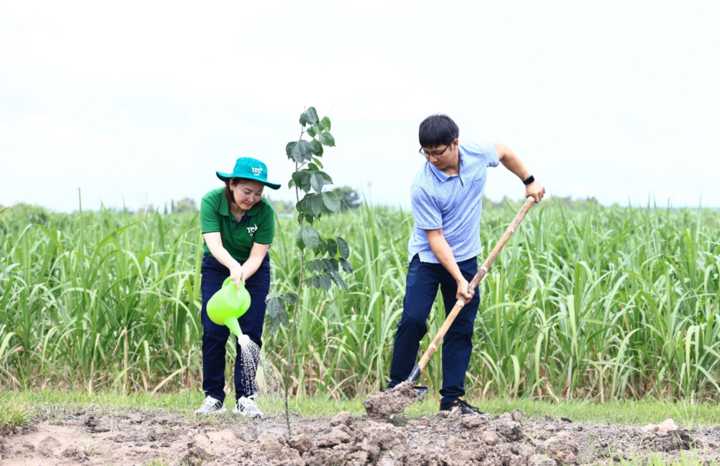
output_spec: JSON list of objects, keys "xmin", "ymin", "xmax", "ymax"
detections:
[{"xmin": 523, "ymin": 175, "xmax": 535, "ymax": 186}]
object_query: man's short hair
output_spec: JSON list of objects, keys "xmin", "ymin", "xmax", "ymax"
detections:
[{"xmin": 419, "ymin": 114, "xmax": 459, "ymax": 148}]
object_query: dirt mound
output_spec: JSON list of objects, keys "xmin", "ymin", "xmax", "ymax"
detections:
[
  {"xmin": 2, "ymin": 408, "xmax": 718, "ymax": 465},
  {"xmin": 363, "ymin": 381, "xmax": 418, "ymax": 419}
]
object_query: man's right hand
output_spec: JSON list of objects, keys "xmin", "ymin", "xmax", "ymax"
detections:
[{"xmin": 456, "ymin": 277, "xmax": 475, "ymax": 302}]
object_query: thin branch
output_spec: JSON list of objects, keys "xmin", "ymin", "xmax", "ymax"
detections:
[{"xmin": 284, "ymin": 147, "xmax": 304, "ymax": 436}]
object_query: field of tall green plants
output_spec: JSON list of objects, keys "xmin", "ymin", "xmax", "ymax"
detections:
[{"xmin": 1, "ymin": 200, "xmax": 719, "ymax": 403}]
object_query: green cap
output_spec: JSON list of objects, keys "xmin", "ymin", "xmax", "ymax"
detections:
[{"xmin": 216, "ymin": 157, "xmax": 281, "ymax": 190}]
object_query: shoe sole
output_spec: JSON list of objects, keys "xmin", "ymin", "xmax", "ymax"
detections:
[
  {"xmin": 233, "ymin": 410, "xmax": 262, "ymax": 418},
  {"xmin": 439, "ymin": 407, "xmax": 490, "ymax": 417},
  {"xmin": 195, "ymin": 408, "xmax": 228, "ymax": 415}
]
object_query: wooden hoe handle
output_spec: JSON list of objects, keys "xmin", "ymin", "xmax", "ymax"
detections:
[{"xmin": 407, "ymin": 197, "xmax": 535, "ymax": 382}]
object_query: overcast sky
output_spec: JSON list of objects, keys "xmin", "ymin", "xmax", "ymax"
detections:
[{"xmin": 1, "ymin": 0, "xmax": 718, "ymax": 212}]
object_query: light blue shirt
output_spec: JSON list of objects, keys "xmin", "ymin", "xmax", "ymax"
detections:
[{"xmin": 408, "ymin": 142, "xmax": 500, "ymax": 264}]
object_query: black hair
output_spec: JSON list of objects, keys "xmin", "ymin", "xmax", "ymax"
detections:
[{"xmin": 418, "ymin": 114, "xmax": 459, "ymax": 148}]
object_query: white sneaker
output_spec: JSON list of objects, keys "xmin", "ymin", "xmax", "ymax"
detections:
[
  {"xmin": 194, "ymin": 396, "xmax": 227, "ymax": 415},
  {"xmin": 233, "ymin": 396, "xmax": 263, "ymax": 418}
]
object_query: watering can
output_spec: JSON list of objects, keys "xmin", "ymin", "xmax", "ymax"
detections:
[{"xmin": 207, "ymin": 277, "xmax": 251, "ymax": 338}]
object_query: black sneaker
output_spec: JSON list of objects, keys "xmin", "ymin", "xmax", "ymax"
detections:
[{"xmin": 440, "ymin": 398, "xmax": 490, "ymax": 417}]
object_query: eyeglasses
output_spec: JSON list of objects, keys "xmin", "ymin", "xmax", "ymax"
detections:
[{"xmin": 419, "ymin": 142, "xmax": 452, "ymax": 159}]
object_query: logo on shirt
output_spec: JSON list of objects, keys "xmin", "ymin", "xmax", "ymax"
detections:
[
  {"xmin": 247, "ymin": 223, "xmax": 258, "ymax": 236},
  {"xmin": 251, "ymin": 167, "xmax": 263, "ymax": 175}
]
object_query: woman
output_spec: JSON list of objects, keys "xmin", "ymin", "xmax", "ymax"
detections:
[{"xmin": 195, "ymin": 157, "xmax": 280, "ymax": 417}]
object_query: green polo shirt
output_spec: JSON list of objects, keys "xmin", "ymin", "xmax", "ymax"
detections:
[{"xmin": 200, "ymin": 187, "xmax": 276, "ymax": 262}]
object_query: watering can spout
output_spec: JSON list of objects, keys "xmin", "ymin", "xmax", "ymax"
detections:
[
  {"xmin": 207, "ymin": 277, "xmax": 251, "ymax": 339},
  {"xmin": 225, "ymin": 318, "xmax": 243, "ymax": 338}
]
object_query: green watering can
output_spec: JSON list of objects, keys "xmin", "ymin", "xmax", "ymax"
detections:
[{"xmin": 207, "ymin": 277, "xmax": 251, "ymax": 338}]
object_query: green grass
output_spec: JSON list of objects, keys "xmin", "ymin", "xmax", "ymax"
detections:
[
  {"xmin": 2, "ymin": 389, "xmax": 719, "ymax": 428},
  {"xmin": 0, "ymin": 391, "xmax": 32, "ymax": 432},
  {"xmin": 1, "ymin": 199, "xmax": 719, "ymax": 402}
]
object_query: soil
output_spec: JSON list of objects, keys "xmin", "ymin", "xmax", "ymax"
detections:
[
  {"xmin": 363, "ymin": 382, "xmax": 419, "ymax": 419},
  {"xmin": 1, "ymin": 407, "xmax": 719, "ymax": 465}
]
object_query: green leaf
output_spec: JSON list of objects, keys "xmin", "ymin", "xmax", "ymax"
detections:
[
  {"xmin": 288, "ymin": 179, "xmax": 295, "ymax": 189},
  {"xmin": 310, "ymin": 172, "xmax": 329, "ymax": 193},
  {"xmin": 283, "ymin": 292, "xmax": 297, "ymax": 311},
  {"xmin": 322, "ymin": 192, "xmax": 341, "ymax": 213},
  {"xmin": 326, "ymin": 238, "xmax": 337, "ymax": 257},
  {"xmin": 310, "ymin": 139, "xmax": 323, "ymax": 157},
  {"xmin": 306, "ymin": 107, "xmax": 319, "ymax": 125},
  {"xmin": 296, "ymin": 170, "xmax": 312, "ymax": 192},
  {"xmin": 319, "ymin": 273, "xmax": 332, "ymax": 291},
  {"xmin": 318, "ymin": 171, "xmax": 333, "ymax": 185},
  {"xmin": 329, "ymin": 271, "xmax": 348, "ymax": 291},
  {"xmin": 292, "ymin": 171, "xmax": 304, "ymax": 190},
  {"xmin": 305, "ymin": 260, "xmax": 316, "ymax": 273},
  {"xmin": 311, "ymin": 276, "xmax": 321, "ymax": 289},
  {"xmin": 295, "ymin": 195, "xmax": 309, "ymax": 214},
  {"xmin": 292, "ymin": 140, "xmax": 315, "ymax": 163},
  {"xmin": 286, "ymin": 142, "xmax": 297, "ymax": 159},
  {"xmin": 321, "ymin": 259, "xmax": 332, "ymax": 272},
  {"xmin": 265, "ymin": 294, "xmax": 289, "ymax": 333},
  {"xmin": 312, "ymin": 156, "xmax": 324, "ymax": 168},
  {"xmin": 337, "ymin": 237, "xmax": 350, "ymax": 259},
  {"xmin": 304, "ymin": 213, "xmax": 314, "ymax": 224},
  {"xmin": 318, "ymin": 132, "xmax": 335, "ymax": 147},
  {"xmin": 310, "ymin": 194, "xmax": 323, "ymax": 216},
  {"xmin": 308, "ymin": 163, "xmax": 320, "ymax": 171},
  {"xmin": 319, "ymin": 116, "xmax": 331, "ymax": 132},
  {"xmin": 299, "ymin": 112, "xmax": 307, "ymax": 126},
  {"xmin": 339, "ymin": 258, "xmax": 353, "ymax": 274},
  {"xmin": 307, "ymin": 126, "xmax": 318, "ymax": 138},
  {"xmin": 329, "ymin": 258, "xmax": 339, "ymax": 271},
  {"xmin": 299, "ymin": 226, "xmax": 320, "ymax": 250}
]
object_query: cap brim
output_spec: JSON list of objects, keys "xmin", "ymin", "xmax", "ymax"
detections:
[{"xmin": 216, "ymin": 171, "xmax": 281, "ymax": 190}]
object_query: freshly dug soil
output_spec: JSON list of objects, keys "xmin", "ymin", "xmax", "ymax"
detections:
[
  {"xmin": 2, "ymin": 407, "xmax": 719, "ymax": 465},
  {"xmin": 363, "ymin": 381, "xmax": 419, "ymax": 419}
]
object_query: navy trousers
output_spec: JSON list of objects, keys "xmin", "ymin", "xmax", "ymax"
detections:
[
  {"xmin": 200, "ymin": 252, "xmax": 270, "ymax": 402},
  {"xmin": 389, "ymin": 254, "xmax": 480, "ymax": 404}
]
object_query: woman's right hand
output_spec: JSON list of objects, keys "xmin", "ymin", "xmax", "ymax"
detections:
[{"xmin": 229, "ymin": 262, "xmax": 244, "ymax": 288}]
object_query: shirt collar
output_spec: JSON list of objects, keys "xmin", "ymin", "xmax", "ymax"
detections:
[
  {"xmin": 218, "ymin": 193, "xmax": 263, "ymax": 217},
  {"xmin": 427, "ymin": 152, "xmax": 465, "ymax": 185}
]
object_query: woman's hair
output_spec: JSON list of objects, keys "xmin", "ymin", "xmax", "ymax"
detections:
[{"xmin": 223, "ymin": 178, "xmax": 254, "ymax": 205}]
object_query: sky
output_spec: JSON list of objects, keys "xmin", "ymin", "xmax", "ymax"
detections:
[{"xmin": 1, "ymin": 0, "xmax": 719, "ymax": 212}]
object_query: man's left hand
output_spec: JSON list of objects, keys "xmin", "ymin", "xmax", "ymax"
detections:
[{"xmin": 525, "ymin": 181, "xmax": 546, "ymax": 203}]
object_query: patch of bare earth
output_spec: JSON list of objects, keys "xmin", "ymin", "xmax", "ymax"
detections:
[
  {"xmin": 1, "ymin": 407, "xmax": 719, "ymax": 465},
  {"xmin": 363, "ymin": 382, "xmax": 419, "ymax": 419}
]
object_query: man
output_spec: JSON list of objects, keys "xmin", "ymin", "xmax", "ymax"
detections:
[{"xmin": 387, "ymin": 114, "xmax": 545, "ymax": 415}]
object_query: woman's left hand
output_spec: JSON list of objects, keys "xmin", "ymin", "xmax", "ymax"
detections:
[{"xmin": 230, "ymin": 262, "xmax": 244, "ymax": 288}]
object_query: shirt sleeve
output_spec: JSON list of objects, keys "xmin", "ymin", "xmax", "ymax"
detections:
[
  {"xmin": 463, "ymin": 141, "xmax": 500, "ymax": 168},
  {"xmin": 484, "ymin": 142, "xmax": 500, "ymax": 168},
  {"xmin": 200, "ymin": 193, "xmax": 221, "ymax": 234},
  {"xmin": 253, "ymin": 201, "xmax": 276, "ymax": 245},
  {"xmin": 411, "ymin": 185, "xmax": 443, "ymax": 230}
]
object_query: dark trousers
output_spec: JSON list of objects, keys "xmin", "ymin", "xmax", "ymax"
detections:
[
  {"xmin": 200, "ymin": 252, "xmax": 270, "ymax": 402},
  {"xmin": 389, "ymin": 254, "xmax": 480, "ymax": 404}
]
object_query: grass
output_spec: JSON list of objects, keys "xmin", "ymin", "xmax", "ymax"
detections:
[
  {"xmin": 2, "ymin": 389, "xmax": 719, "ymax": 428},
  {"xmin": 0, "ymin": 391, "xmax": 32, "ymax": 432}
]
